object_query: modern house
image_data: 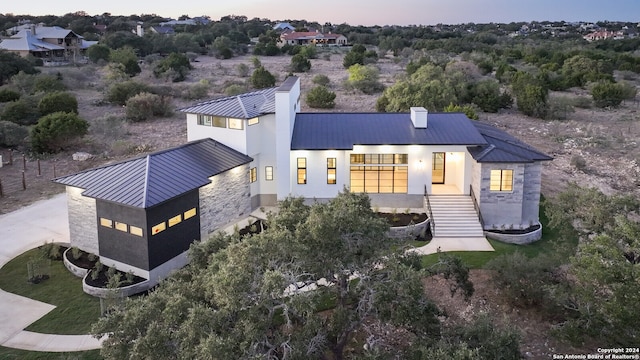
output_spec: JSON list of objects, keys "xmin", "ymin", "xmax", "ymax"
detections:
[
  {"xmin": 0, "ymin": 25, "xmax": 96, "ymax": 62},
  {"xmin": 277, "ymin": 30, "xmax": 348, "ymax": 47},
  {"xmin": 55, "ymin": 76, "xmax": 551, "ymax": 285},
  {"xmin": 181, "ymin": 77, "xmax": 551, "ymax": 232},
  {"xmin": 54, "ymin": 139, "xmax": 252, "ymax": 281}
]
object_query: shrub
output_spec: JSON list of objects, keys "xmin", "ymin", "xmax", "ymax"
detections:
[
  {"xmin": 0, "ymin": 120, "xmax": 29, "ymax": 147},
  {"xmin": 182, "ymin": 81, "xmax": 209, "ymax": 100},
  {"xmin": 106, "ymin": 81, "xmax": 150, "ymax": 105},
  {"xmin": 125, "ymin": 92, "xmax": 173, "ymax": 122},
  {"xmin": 0, "ymin": 88, "xmax": 20, "ymax": 102},
  {"xmin": 346, "ymin": 64, "xmax": 384, "ymax": 94},
  {"xmin": 153, "ymin": 53, "xmax": 192, "ymax": 82},
  {"xmin": 1, "ymin": 97, "xmax": 40, "ymax": 125},
  {"xmin": 30, "ymin": 112, "xmax": 89, "ymax": 153},
  {"xmin": 515, "ymin": 84, "xmax": 548, "ymax": 118},
  {"xmin": 572, "ymin": 96, "xmax": 592, "ymax": 109},
  {"xmin": 250, "ymin": 67, "xmax": 276, "ymax": 89},
  {"xmin": 86, "ymin": 44, "xmax": 111, "ymax": 64},
  {"xmin": 298, "ymin": 45, "xmax": 317, "ymax": 59},
  {"xmin": 486, "ymin": 252, "xmax": 560, "ymax": 309},
  {"xmin": 570, "ymin": 154, "xmax": 587, "ymax": 171},
  {"xmin": 443, "ymin": 103, "xmax": 479, "ymax": 120},
  {"xmin": 306, "ymin": 86, "xmax": 336, "ymax": 109},
  {"xmin": 312, "ymin": 74, "xmax": 330, "ymax": 86},
  {"xmin": 33, "ymin": 74, "xmax": 66, "ymax": 93},
  {"xmin": 236, "ymin": 63, "xmax": 250, "ymax": 77},
  {"xmin": 547, "ymin": 96, "xmax": 575, "ymax": 120},
  {"xmin": 38, "ymin": 91, "xmax": 78, "ymax": 116},
  {"xmin": 224, "ymin": 84, "xmax": 248, "ymax": 96},
  {"xmin": 591, "ymin": 81, "xmax": 625, "ymax": 108},
  {"xmin": 290, "ymin": 54, "xmax": 311, "ymax": 73},
  {"xmin": 251, "ymin": 56, "xmax": 261, "ymax": 69}
]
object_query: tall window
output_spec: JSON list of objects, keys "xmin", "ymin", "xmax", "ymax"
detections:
[
  {"xmin": 327, "ymin": 158, "xmax": 336, "ymax": 184},
  {"xmin": 265, "ymin": 166, "xmax": 273, "ymax": 181},
  {"xmin": 250, "ymin": 167, "xmax": 257, "ymax": 183},
  {"xmin": 490, "ymin": 169, "xmax": 513, "ymax": 191},
  {"xmin": 349, "ymin": 154, "xmax": 408, "ymax": 193},
  {"xmin": 297, "ymin": 158, "xmax": 307, "ymax": 184}
]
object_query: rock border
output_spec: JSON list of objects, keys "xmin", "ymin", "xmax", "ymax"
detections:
[
  {"xmin": 484, "ymin": 222, "xmax": 543, "ymax": 245},
  {"xmin": 62, "ymin": 247, "xmax": 89, "ymax": 279},
  {"xmin": 387, "ymin": 216, "xmax": 430, "ymax": 239},
  {"xmin": 82, "ymin": 271, "xmax": 156, "ymax": 298}
]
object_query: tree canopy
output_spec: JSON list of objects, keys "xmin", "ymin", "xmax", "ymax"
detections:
[{"xmin": 93, "ymin": 190, "xmax": 478, "ymax": 359}]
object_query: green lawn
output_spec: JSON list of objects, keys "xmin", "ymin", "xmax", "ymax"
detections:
[
  {"xmin": 0, "ymin": 248, "xmax": 101, "ymax": 334},
  {"xmin": 0, "ymin": 347, "xmax": 102, "ymax": 360}
]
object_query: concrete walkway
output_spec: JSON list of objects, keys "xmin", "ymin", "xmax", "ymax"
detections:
[
  {"xmin": 411, "ymin": 236, "xmax": 495, "ymax": 255},
  {"xmin": 0, "ymin": 193, "xmax": 103, "ymax": 352}
]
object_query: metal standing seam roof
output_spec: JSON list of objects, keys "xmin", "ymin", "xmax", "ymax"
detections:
[
  {"xmin": 0, "ymin": 34, "xmax": 65, "ymax": 52},
  {"xmin": 468, "ymin": 122, "xmax": 553, "ymax": 163},
  {"xmin": 290, "ymin": 112, "xmax": 488, "ymax": 150},
  {"xmin": 179, "ymin": 87, "xmax": 277, "ymax": 119},
  {"xmin": 53, "ymin": 138, "xmax": 253, "ymax": 208}
]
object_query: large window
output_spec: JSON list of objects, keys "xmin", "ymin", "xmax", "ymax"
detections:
[
  {"xmin": 197, "ymin": 115, "xmax": 244, "ymax": 130},
  {"xmin": 250, "ymin": 167, "xmax": 257, "ymax": 183},
  {"xmin": 350, "ymin": 154, "xmax": 408, "ymax": 193},
  {"xmin": 265, "ymin": 166, "xmax": 273, "ymax": 181},
  {"xmin": 327, "ymin": 158, "xmax": 336, "ymax": 184},
  {"xmin": 490, "ymin": 169, "xmax": 513, "ymax": 192},
  {"xmin": 297, "ymin": 158, "xmax": 307, "ymax": 184}
]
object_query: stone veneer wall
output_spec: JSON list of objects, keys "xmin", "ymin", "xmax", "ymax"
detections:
[
  {"xmin": 478, "ymin": 163, "xmax": 527, "ymax": 229},
  {"xmin": 199, "ymin": 164, "xmax": 251, "ymax": 240},
  {"xmin": 521, "ymin": 163, "xmax": 543, "ymax": 226},
  {"xmin": 66, "ymin": 186, "xmax": 99, "ymax": 255}
]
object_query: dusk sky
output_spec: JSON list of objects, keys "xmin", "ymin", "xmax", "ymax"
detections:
[{"xmin": 3, "ymin": 0, "xmax": 639, "ymax": 26}]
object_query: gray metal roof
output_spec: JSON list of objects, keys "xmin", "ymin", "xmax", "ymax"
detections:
[
  {"xmin": 54, "ymin": 139, "xmax": 252, "ymax": 208},
  {"xmin": 468, "ymin": 122, "xmax": 552, "ymax": 163},
  {"xmin": 290, "ymin": 112, "xmax": 488, "ymax": 150},
  {"xmin": 179, "ymin": 87, "xmax": 277, "ymax": 119}
]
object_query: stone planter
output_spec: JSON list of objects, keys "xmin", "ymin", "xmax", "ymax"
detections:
[
  {"xmin": 484, "ymin": 222, "xmax": 543, "ymax": 245},
  {"xmin": 63, "ymin": 247, "xmax": 90, "ymax": 278},
  {"xmin": 82, "ymin": 271, "xmax": 157, "ymax": 298},
  {"xmin": 387, "ymin": 217, "xmax": 430, "ymax": 239}
]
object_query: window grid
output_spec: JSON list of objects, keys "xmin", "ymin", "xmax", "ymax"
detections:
[
  {"xmin": 327, "ymin": 158, "xmax": 336, "ymax": 184},
  {"xmin": 490, "ymin": 169, "xmax": 514, "ymax": 192},
  {"xmin": 297, "ymin": 157, "xmax": 307, "ymax": 184},
  {"xmin": 265, "ymin": 166, "xmax": 273, "ymax": 181}
]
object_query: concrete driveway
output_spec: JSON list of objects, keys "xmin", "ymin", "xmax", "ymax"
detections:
[{"xmin": 0, "ymin": 193, "xmax": 103, "ymax": 352}]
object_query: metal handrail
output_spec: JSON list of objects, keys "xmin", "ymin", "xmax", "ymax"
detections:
[
  {"xmin": 469, "ymin": 185, "xmax": 484, "ymax": 228},
  {"xmin": 424, "ymin": 185, "xmax": 435, "ymax": 237}
]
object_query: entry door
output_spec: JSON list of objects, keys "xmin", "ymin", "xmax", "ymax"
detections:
[{"xmin": 432, "ymin": 152, "xmax": 445, "ymax": 184}]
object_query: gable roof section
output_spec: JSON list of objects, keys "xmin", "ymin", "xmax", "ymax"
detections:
[
  {"xmin": 179, "ymin": 87, "xmax": 277, "ymax": 119},
  {"xmin": 468, "ymin": 122, "xmax": 552, "ymax": 163},
  {"xmin": 291, "ymin": 112, "xmax": 487, "ymax": 150},
  {"xmin": 54, "ymin": 139, "xmax": 252, "ymax": 208}
]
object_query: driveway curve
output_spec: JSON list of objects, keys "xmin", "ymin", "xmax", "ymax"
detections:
[{"xmin": 0, "ymin": 193, "xmax": 103, "ymax": 352}]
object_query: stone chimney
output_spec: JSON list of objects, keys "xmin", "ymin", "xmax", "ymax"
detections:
[
  {"xmin": 30, "ymin": 24, "xmax": 36, "ymax": 35},
  {"xmin": 410, "ymin": 107, "xmax": 428, "ymax": 128}
]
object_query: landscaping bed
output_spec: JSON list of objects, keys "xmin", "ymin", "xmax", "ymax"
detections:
[{"xmin": 377, "ymin": 212, "xmax": 428, "ymax": 227}]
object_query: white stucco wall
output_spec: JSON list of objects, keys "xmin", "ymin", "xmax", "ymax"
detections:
[
  {"xmin": 247, "ymin": 114, "xmax": 278, "ymax": 206},
  {"xmin": 275, "ymin": 78, "xmax": 300, "ymax": 200},
  {"xmin": 185, "ymin": 113, "xmax": 248, "ymax": 154}
]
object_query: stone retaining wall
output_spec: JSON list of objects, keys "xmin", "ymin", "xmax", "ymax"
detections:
[
  {"xmin": 484, "ymin": 222, "xmax": 543, "ymax": 244},
  {"xmin": 387, "ymin": 217, "xmax": 430, "ymax": 239}
]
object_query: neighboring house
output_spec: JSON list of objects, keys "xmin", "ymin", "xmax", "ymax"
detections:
[
  {"xmin": 149, "ymin": 26, "xmax": 176, "ymax": 35},
  {"xmin": 583, "ymin": 29, "xmax": 622, "ymax": 41},
  {"xmin": 0, "ymin": 25, "xmax": 95, "ymax": 62},
  {"xmin": 277, "ymin": 30, "xmax": 347, "ymax": 47},
  {"xmin": 54, "ymin": 138, "xmax": 252, "ymax": 281},
  {"xmin": 56, "ymin": 76, "xmax": 551, "ymax": 285},
  {"xmin": 159, "ymin": 17, "xmax": 210, "ymax": 27},
  {"xmin": 273, "ymin": 22, "xmax": 295, "ymax": 31}
]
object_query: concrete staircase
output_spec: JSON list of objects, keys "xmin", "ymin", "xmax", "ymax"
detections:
[{"xmin": 428, "ymin": 195, "xmax": 484, "ymax": 238}]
